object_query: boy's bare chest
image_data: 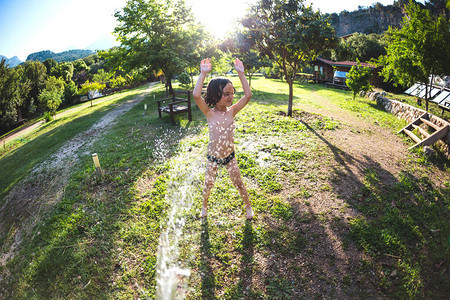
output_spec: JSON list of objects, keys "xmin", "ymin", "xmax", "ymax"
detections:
[{"xmin": 208, "ymin": 110, "xmax": 234, "ymax": 130}]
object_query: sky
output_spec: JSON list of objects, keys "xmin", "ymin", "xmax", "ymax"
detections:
[{"xmin": 0, "ymin": 0, "xmax": 425, "ymax": 62}]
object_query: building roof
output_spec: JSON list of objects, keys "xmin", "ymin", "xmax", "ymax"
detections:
[{"xmin": 315, "ymin": 57, "xmax": 378, "ymax": 69}]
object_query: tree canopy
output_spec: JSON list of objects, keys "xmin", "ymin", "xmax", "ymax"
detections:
[
  {"xmin": 333, "ymin": 33, "xmax": 387, "ymax": 62},
  {"xmin": 378, "ymin": 0, "xmax": 450, "ymax": 111},
  {"xmin": 0, "ymin": 59, "xmax": 24, "ymax": 129},
  {"xmin": 241, "ymin": 0, "xmax": 337, "ymax": 116},
  {"xmin": 113, "ymin": 0, "xmax": 207, "ymax": 93},
  {"xmin": 221, "ymin": 32, "xmax": 270, "ymax": 87}
]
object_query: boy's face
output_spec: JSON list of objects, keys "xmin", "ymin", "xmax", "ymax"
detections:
[{"xmin": 217, "ymin": 83, "xmax": 235, "ymax": 107}]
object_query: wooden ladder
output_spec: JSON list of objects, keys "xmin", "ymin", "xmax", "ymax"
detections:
[{"xmin": 398, "ymin": 113, "xmax": 449, "ymax": 150}]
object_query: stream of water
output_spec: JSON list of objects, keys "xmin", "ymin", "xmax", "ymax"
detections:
[{"xmin": 154, "ymin": 134, "xmax": 203, "ymax": 300}]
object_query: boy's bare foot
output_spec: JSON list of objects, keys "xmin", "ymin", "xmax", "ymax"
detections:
[
  {"xmin": 246, "ymin": 206, "xmax": 254, "ymax": 220},
  {"xmin": 200, "ymin": 206, "xmax": 207, "ymax": 218}
]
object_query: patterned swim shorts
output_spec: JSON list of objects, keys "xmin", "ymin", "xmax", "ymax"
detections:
[{"xmin": 207, "ymin": 152, "xmax": 235, "ymax": 165}]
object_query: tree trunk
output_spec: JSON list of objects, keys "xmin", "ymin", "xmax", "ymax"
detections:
[
  {"xmin": 287, "ymin": 79, "xmax": 293, "ymax": 117},
  {"xmin": 16, "ymin": 105, "xmax": 23, "ymax": 122},
  {"xmin": 425, "ymin": 83, "xmax": 429, "ymax": 112},
  {"xmin": 165, "ymin": 79, "xmax": 174, "ymax": 96}
]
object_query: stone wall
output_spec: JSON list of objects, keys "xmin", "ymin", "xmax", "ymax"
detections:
[{"xmin": 367, "ymin": 92, "xmax": 450, "ymax": 148}]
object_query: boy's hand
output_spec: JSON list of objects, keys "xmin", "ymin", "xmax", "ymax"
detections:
[
  {"xmin": 200, "ymin": 58, "xmax": 212, "ymax": 74},
  {"xmin": 234, "ymin": 58, "xmax": 245, "ymax": 74}
]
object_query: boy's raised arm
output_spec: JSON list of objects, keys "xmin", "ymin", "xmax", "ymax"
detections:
[
  {"xmin": 232, "ymin": 58, "xmax": 252, "ymax": 116},
  {"xmin": 193, "ymin": 59, "xmax": 212, "ymax": 116}
]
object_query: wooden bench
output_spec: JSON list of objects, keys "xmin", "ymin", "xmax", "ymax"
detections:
[{"xmin": 157, "ymin": 90, "xmax": 192, "ymax": 125}]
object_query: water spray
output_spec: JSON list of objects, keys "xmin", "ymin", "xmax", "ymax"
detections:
[{"xmin": 154, "ymin": 133, "xmax": 204, "ymax": 300}]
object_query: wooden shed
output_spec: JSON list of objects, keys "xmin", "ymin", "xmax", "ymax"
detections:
[{"xmin": 311, "ymin": 57, "xmax": 383, "ymax": 87}]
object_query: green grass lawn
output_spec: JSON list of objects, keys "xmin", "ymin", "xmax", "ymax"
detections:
[{"xmin": 0, "ymin": 78, "xmax": 448, "ymax": 299}]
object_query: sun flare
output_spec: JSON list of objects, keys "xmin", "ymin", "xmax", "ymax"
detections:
[{"xmin": 187, "ymin": 0, "xmax": 257, "ymax": 39}]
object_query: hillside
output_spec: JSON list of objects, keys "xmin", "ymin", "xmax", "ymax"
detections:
[
  {"xmin": 0, "ymin": 55, "xmax": 22, "ymax": 68},
  {"xmin": 26, "ymin": 49, "xmax": 94, "ymax": 63}
]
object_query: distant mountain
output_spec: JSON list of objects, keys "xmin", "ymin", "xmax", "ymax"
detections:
[
  {"xmin": 0, "ymin": 55, "xmax": 22, "ymax": 68},
  {"xmin": 26, "ymin": 49, "xmax": 95, "ymax": 63},
  {"xmin": 86, "ymin": 33, "xmax": 119, "ymax": 52}
]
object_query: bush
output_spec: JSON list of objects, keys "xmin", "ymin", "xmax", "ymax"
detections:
[
  {"xmin": 38, "ymin": 89, "xmax": 62, "ymax": 115},
  {"xmin": 110, "ymin": 76, "xmax": 127, "ymax": 88},
  {"xmin": 63, "ymin": 81, "xmax": 78, "ymax": 104},
  {"xmin": 43, "ymin": 111, "xmax": 53, "ymax": 122},
  {"xmin": 78, "ymin": 81, "xmax": 106, "ymax": 96},
  {"xmin": 346, "ymin": 61, "xmax": 372, "ymax": 100},
  {"xmin": 178, "ymin": 72, "xmax": 191, "ymax": 85},
  {"xmin": 92, "ymin": 69, "xmax": 111, "ymax": 83}
]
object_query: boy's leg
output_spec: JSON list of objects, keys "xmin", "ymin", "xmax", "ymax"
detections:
[
  {"xmin": 202, "ymin": 160, "xmax": 218, "ymax": 217},
  {"xmin": 225, "ymin": 158, "xmax": 254, "ymax": 219}
]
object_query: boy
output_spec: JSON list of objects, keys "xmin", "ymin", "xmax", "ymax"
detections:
[{"xmin": 192, "ymin": 58, "xmax": 254, "ymax": 220}]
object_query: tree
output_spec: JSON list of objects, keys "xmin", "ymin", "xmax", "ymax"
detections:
[
  {"xmin": 333, "ymin": 33, "xmax": 387, "ymax": 62},
  {"xmin": 22, "ymin": 60, "xmax": 47, "ymax": 117},
  {"xmin": 113, "ymin": 0, "xmax": 206, "ymax": 94},
  {"xmin": 38, "ymin": 89, "xmax": 62, "ymax": 116},
  {"xmin": 63, "ymin": 81, "xmax": 78, "ymax": 105},
  {"xmin": 83, "ymin": 53, "xmax": 100, "ymax": 66},
  {"xmin": 241, "ymin": 0, "xmax": 337, "ymax": 116},
  {"xmin": 346, "ymin": 61, "xmax": 372, "ymax": 100},
  {"xmin": 425, "ymin": 0, "xmax": 449, "ymax": 20},
  {"xmin": 92, "ymin": 69, "xmax": 111, "ymax": 83},
  {"xmin": 43, "ymin": 58, "xmax": 57, "ymax": 74},
  {"xmin": 211, "ymin": 50, "xmax": 233, "ymax": 75},
  {"xmin": 73, "ymin": 59, "xmax": 88, "ymax": 75},
  {"xmin": 184, "ymin": 36, "xmax": 216, "ymax": 88},
  {"xmin": 378, "ymin": 0, "xmax": 450, "ymax": 111},
  {"xmin": 110, "ymin": 76, "xmax": 127, "ymax": 88},
  {"xmin": 98, "ymin": 47, "xmax": 129, "ymax": 75},
  {"xmin": 222, "ymin": 33, "xmax": 270, "ymax": 87},
  {"xmin": 72, "ymin": 59, "xmax": 89, "ymax": 87},
  {"xmin": 51, "ymin": 62, "xmax": 74, "ymax": 83},
  {"xmin": 178, "ymin": 72, "xmax": 191, "ymax": 86},
  {"xmin": 38, "ymin": 76, "xmax": 65, "ymax": 114},
  {"xmin": 44, "ymin": 76, "xmax": 65, "ymax": 92},
  {"xmin": 0, "ymin": 59, "xmax": 24, "ymax": 132},
  {"xmin": 78, "ymin": 81, "xmax": 106, "ymax": 107}
]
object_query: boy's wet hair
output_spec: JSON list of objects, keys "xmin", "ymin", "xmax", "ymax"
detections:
[{"xmin": 205, "ymin": 77, "xmax": 235, "ymax": 107}]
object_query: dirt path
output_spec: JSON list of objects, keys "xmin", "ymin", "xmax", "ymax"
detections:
[
  {"xmin": 2, "ymin": 90, "xmax": 135, "ymax": 146},
  {"xmin": 0, "ymin": 86, "xmax": 153, "ymax": 266},
  {"xmin": 302, "ymin": 89, "xmax": 410, "ymax": 175},
  {"xmin": 275, "ymin": 90, "xmax": 448, "ymax": 297}
]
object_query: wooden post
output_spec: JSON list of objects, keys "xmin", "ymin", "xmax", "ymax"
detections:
[{"xmin": 92, "ymin": 153, "xmax": 104, "ymax": 177}]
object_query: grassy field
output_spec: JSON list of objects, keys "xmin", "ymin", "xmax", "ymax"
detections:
[{"xmin": 0, "ymin": 77, "xmax": 449, "ymax": 299}]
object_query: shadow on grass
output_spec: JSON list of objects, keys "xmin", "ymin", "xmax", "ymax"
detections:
[
  {"xmin": 367, "ymin": 101, "xmax": 450, "ymax": 170},
  {"xmin": 200, "ymin": 218, "xmax": 216, "ymax": 299},
  {"xmin": 0, "ymin": 84, "xmax": 203, "ymax": 298},
  {"xmin": 298, "ymin": 116, "xmax": 449, "ymax": 298},
  {"xmin": 238, "ymin": 220, "xmax": 254, "ymax": 296}
]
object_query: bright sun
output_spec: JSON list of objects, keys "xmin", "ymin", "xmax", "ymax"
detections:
[{"xmin": 186, "ymin": 0, "xmax": 257, "ymax": 39}]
